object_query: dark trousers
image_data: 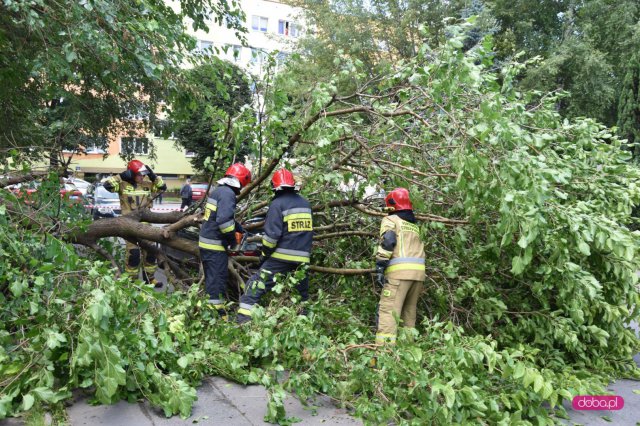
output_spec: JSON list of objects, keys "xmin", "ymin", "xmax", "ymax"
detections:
[
  {"xmin": 237, "ymin": 258, "xmax": 308, "ymax": 321},
  {"xmin": 180, "ymin": 198, "xmax": 192, "ymax": 210},
  {"xmin": 200, "ymin": 248, "xmax": 228, "ymax": 310},
  {"xmin": 125, "ymin": 241, "xmax": 156, "ymax": 283}
]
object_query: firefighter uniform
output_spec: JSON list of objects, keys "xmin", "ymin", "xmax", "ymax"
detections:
[
  {"xmin": 237, "ymin": 189, "xmax": 313, "ymax": 323},
  {"xmin": 199, "ymin": 184, "xmax": 241, "ymax": 316},
  {"xmin": 103, "ymin": 172, "xmax": 165, "ymax": 282},
  {"xmin": 375, "ymin": 210, "xmax": 425, "ymax": 344}
]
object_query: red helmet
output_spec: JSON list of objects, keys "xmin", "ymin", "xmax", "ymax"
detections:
[
  {"xmin": 225, "ymin": 163, "xmax": 251, "ymax": 188},
  {"xmin": 127, "ymin": 159, "xmax": 149, "ymax": 175},
  {"xmin": 385, "ymin": 188, "xmax": 412, "ymax": 211},
  {"xmin": 271, "ymin": 168, "xmax": 296, "ymax": 191}
]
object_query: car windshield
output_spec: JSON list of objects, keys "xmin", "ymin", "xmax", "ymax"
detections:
[
  {"xmin": 191, "ymin": 184, "xmax": 209, "ymax": 190},
  {"xmin": 95, "ymin": 186, "xmax": 119, "ymax": 199}
]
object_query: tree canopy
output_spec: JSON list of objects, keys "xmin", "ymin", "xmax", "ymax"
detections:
[
  {"xmin": 0, "ymin": 0, "xmax": 246, "ymax": 165},
  {"xmin": 288, "ymin": 0, "xmax": 640, "ymax": 154},
  {"xmin": 169, "ymin": 57, "xmax": 253, "ymax": 173}
]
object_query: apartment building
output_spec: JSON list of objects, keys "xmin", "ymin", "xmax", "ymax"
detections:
[{"xmin": 191, "ymin": 0, "xmax": 303, "ymax": 73}]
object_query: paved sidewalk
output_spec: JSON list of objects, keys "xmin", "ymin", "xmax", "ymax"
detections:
[
  {"xmin": 562, "ymin": 321, "xmax": 640, "ymax": 426},
  {"xmin": 64, "ymin": 377, "xmax": 360, "ymax": 426}
]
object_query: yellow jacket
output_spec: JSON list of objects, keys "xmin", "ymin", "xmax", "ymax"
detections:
[
  {"xmin": 103, "ymin": 174, "xmax": 164, "ymax": 215},
  {"xmin": 375, "ymin": 213, "xmax": 425, "ymax": 280}
]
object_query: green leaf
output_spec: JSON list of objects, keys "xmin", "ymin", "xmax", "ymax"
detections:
[
  {"xmin": 65, "ymin": 49, "xmax": 78, "ymax": 63},
  {"xmin": 177, "ymin": 355, "xmax": 190, "ymax": 369},
  {"xmin": 407, "ymin": 347, "xmax": 422, "ymax": 363},
  {"xmin": 22, "ymin": 394, "xmax": 34, "ymax": 411},
  {"xmin": 577, "ymin": 239, "xmax": 591, "ymax": 256},
  {"xmin": 443, "ymin": 385, "xmax": 455, "ymax": 408},
  {"xmin": 511, "ymin": 256, "xmax": 525, "ymax": 275},
  {"xmin": 533, "ymin": 374, "xmax": 544, "ymax": 393},
  {"xmin": 10, "ymin": 279, "xmax": 27, "ymax": 297}
]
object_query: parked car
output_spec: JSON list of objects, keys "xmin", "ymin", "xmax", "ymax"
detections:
[
  {"xmin": 9, "ymin": 181, "xmax": 83, "ymax": 205},
  {"xmin": 190, "ymin": 183, "xmax": 210, "ymax": 201},
  {"xmin": 85, "ymin": 183, "xmax": 121, "ymax": 219},
  {"xmin": 63, "ymin": 177, "xmax": 92, "ymax": 195}
]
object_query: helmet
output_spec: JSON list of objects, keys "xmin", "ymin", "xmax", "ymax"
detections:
[
  {"xmin": 225, "ymin": 163, "xmax": 252, "ymax": 188},
  {"xmin": 127, "ymin": 159, "xmax": 149, "ymax": 175},
  {"xmin": 385, "ymin": 188, "xmax": 412, "ymax": 211},
  {"xmin": 271, "ymin": 168, "xmax": 296, "ymax": 191}
]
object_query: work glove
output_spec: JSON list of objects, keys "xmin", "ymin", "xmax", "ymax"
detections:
[
  {"xmin": 222, "ymin": 232, "xmax": 236, "ymax": 249},
  {"xmin": 146, "ymin": 166, "xmax": 157, "ymax": 182},
  {"xmin": 119, "ymin": 169, "xmax": 134, "ymax": 182},
  {"xmin": 103, "ymin": 180, "xmax": 115, "ymax": 192},
  {"xmin": 157, "ymin": 183, "xmax": 167, "ymax": 192},
  {"xmin": 375, "ymin": 267, "xmax": 386, "ymax": 288},
  {"xmin": 375, "ymin": 260, "xmax": 388, "ymax": 288}
]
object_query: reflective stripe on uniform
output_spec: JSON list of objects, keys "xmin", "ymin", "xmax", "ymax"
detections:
[
  {"xmin": 122, "ymin": 188, "xmax": 151, "ymax": 196},
  {"xmin": 262, "ymin": 235, "xmax": 277, "ymax": 248},
  {"xmin": 272, "ymin": 248, "xmax": 310, "ymax": 263},
  {"xmin": 206, "ymin": 197, "xmax": 218, "ymax": 211},
  {"xmin": 237, "ymin": 302, "xmax": 254, "ymax": 316},
  {"xmin": 208, "ymin": 299, "xmax": 225, "ymax": 309},
  {"xmin": 199, "ymin": 237, "xmax": 225, "ymax": 251},
  {"xmin": 376, "ymin": 247, "xmax": 393, "ymax": 259},
  {"xmin": 388, "ymin": 257, "xmax": 424, "ymax": 266},
  {"xmin": 219, "ymin": 219, "xmax": 235, "ymax": 233},
  {"xmin": 375, "ymin": 333, "xmax": 397, "ymax": 344},
  {"xmin": 105, "ymin": 178, "xmax": 119, "ymax": 192},
  {"xmin": 282, "ymin": 207, "xmax": 312, "ymax": 217},
  {"xmin": 386, "ymin": 263, "xmax": 424, "ymax": 273},
  {"xmin": 153, "ymin": 176, "xmax": 165, "ymax": 190},
  {"xmin": 283, "ymin": 212, "xmax": 312, "ymax": 221},
  {"xmin": 386, "ymin": 257, "xmax": 425, "ymax": 273}
]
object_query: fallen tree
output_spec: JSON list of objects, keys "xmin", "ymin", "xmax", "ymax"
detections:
[{"xmin": 1, "ymin": 24, "xmax": 640, "ymax": 424}]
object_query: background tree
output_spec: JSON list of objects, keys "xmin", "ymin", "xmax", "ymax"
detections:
[
  {"xmin": 0, "ymin": 0, "xmax": 246, "ymax": 166},
  {"xmin": 169, "ymin": 57, "xmax": 253, "ymax": 174},
  {"xmin": 488, "ymin": 0, "xmax": 640, "ymax": 129}
]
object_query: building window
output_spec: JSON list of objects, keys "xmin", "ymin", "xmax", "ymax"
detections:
[
  {"xmin": 250, "ymin": 48, "xmax": 267, "ymax": 66},
  {"xmin": 251, "ymin": 16, "xmax": 268, "ymax": 32},
  {"xmin": 152, "ymin": 120, "xmax": 174, "ymax": 139},
  {"xmin": 278, "ymin": 20, "xmax": 299, "ymax": 37},
  {"xmin": 196, "ymin": 40, "xmax": 214, "ymax": 55},
  {"xmin": 82, "ymin": 135, "xmax": 108, "ymax": 154},
  {"xmin": 121, "ymin": 137, "xmax": 149, "ymax": 156},
  {"xmin": 225, "ymin": 44, "xmax": 242, "ymax": 62}
]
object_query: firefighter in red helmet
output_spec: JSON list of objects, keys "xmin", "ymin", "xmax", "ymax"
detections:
[
  {"xmin": 237, "ymin": 168, "xmax": 313, "ymax": 324},
  {"xmin": 103, "ymin": 159, "xmax": 167, "ymax": 287},
  {"xmin": 199, "ymin": 163, "xmax": 251, "ymax": 319},
  {"xmin": 374, "ymin": 187, "xmax": 425, "ymax": 345}
]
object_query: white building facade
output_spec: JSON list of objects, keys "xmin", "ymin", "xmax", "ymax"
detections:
[{"xmin": 190, "ymin": 0, "xmax": 304, "ymax": 73}]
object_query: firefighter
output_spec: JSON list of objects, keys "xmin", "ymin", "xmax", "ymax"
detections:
[
  {"xmin": 103, "ymin": 159, "xmax": 167, "ymax": 287},
  {"xmin": 374, "ymin": 188, "xmax": 425, "ymax": 345},
  {"xmin": 237, "ymin": 168, "xmax": 313, "ymax": 324},
  {"xmin": 199, "ymin": 163, "xmax": 251, "ymax": 319}
]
